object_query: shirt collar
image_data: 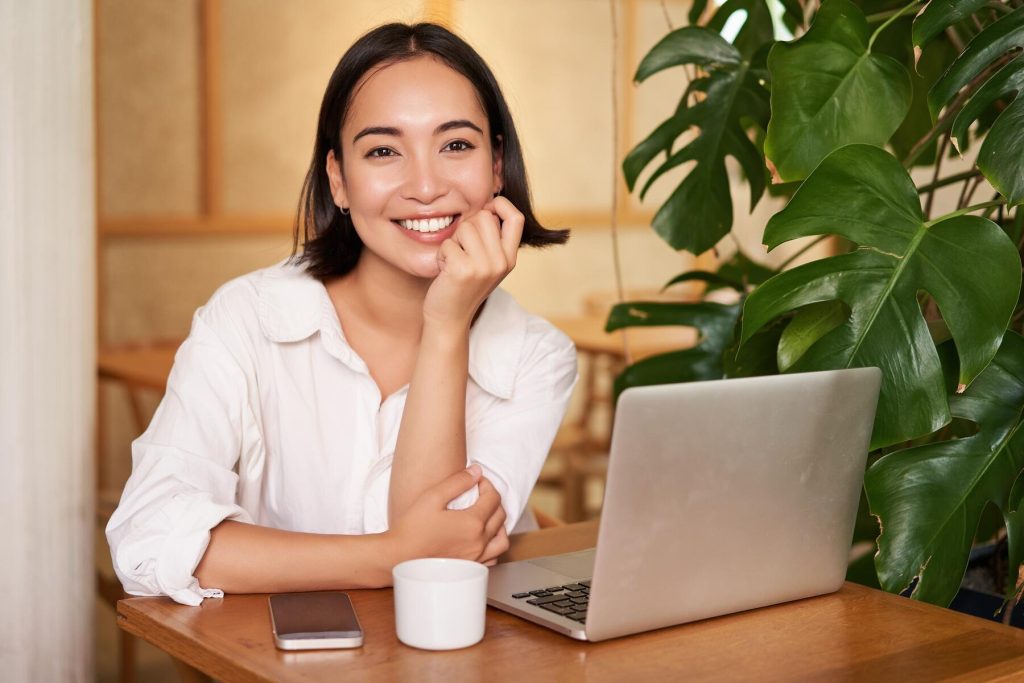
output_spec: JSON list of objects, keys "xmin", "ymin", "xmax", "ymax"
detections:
[{"xmin": 256, "ymin": 260, "xmax": 526, "ymax": 399}]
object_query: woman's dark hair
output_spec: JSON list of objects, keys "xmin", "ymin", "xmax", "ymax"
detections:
[{"xmin": 292, "ymin": 22, "xmax": 569, "ymax": 280}]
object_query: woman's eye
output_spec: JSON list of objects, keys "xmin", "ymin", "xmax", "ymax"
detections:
[
  {"xmin": 444, "ymin": 140, "xmax": 475, "ymax": 153},
  {"xmin": 366, "ymin": 147, "xmax": 396, "ymax": 158}
]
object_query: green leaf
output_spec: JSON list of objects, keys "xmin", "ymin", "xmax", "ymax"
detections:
[
  {"xmin": 763, "ymin": 0, "xmax": 913, "ymax": 181},
  {"xmin": 605, "ymin": 302, "xmax": 741, "ymax": 398},
  {"xmin": 663, "ymin": 270, "xmax": 746, "ymax": 292},
  {"xmin": 741, "ymin": 144, "xmax": 1022, "ymax": 448},
  {"xmin": 634, "ymin": 27, "xmax": 741, "ymax": 83},
  {"xmin": 777, "ymin": 300, "xmax": 849, "ymax": 371},
  {"xmin": 865, "ymin": 332, "xmax": 1024, "ymax": 606},
  {"xmin": 707, "ymin": 0, "xmax": 776, "ymax": 57},
  {"xmin": 624, "ymin": 27, "xmax": 770, "ymax": 254},
  {"xmin": 723, "ymin": 316, "xmax": 783, "ymax": 378},
  {"xmin": 950, "ymin": 54, "xmax": 1024, "ymax": 205},
  {"xmin": 889, "ymin": 28, "xmax": 960, "ymax": 165},
  {"xmin": 913, "ymin": 0, "xmax": 990, "ymax": 47},
  {"xmin": 662, "ymin": 251, "xmax": 777, "ymax": 295},
  {"xmin": 622, "ymin": 104, "xmax": 695, "ymax": 193},
  {"xmin": 928, "ymin": 5, "xmax": 1024, "ymax": 118},
  {"xmin": 715, "ymin": 251, "xmax": 777, "ymax": 286}
]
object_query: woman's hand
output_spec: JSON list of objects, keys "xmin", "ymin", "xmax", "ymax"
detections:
[
  {"xmin": 422, "ymin": 196, "xmax": 524, "ymax": 331},
  {"xmin": 388, "ymin": 464, "xmax": 510, "ymax": 565}
]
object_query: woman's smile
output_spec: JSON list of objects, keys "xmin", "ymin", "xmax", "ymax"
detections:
[{"xmin": 393, "ymin": 213, "xmax": 462, "ymax": 243}]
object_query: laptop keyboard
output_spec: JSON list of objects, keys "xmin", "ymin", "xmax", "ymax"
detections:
[{"xmin": 511, "ymin": 580, "xmax": 591, "ymax": 623}]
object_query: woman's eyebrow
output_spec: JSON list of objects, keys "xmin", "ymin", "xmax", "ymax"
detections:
[
  {"xmin": 434, "ymin": 119, "xmax": 483, "ymax": 135},
  {"xmin": 352, "ymin": 119, "xmax": 483, "ymax": 143}
]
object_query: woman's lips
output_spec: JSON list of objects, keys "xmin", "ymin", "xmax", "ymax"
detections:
[{"xmin": 393, "ymin": 214, "xmax": 461, "ymax": 244}]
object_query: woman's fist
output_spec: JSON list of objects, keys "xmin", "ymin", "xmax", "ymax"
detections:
[
  {"xmin": 388, "ymin": 464, "xmax": 509, "ymax": 564},
  {"xmin": 422, "ymin": 196, "xmax": 524, "ymax": 330}
]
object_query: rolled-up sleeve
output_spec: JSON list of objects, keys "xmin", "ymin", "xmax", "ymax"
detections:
[
  {"xmin": 105, "ymin": 304, "xmax": 257, "ymax": 606},
  {"xmin": 458, "ymin": 322, "xmax": 578, "ymax": 532}
]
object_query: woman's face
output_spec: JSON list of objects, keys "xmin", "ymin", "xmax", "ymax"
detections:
[{"xmin": 328, "ymin": 56, "xmax": 503, "ymax": 280}]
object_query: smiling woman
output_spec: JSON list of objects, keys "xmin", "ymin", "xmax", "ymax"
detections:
[{"xmin": 105, "ymin": 22, "xmax": 578, "ymax": 606}]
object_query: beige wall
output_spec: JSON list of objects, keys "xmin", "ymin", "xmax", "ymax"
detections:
[{"xmin": 97, "ymin": 0, "xmax": 822, "ymax": 484}]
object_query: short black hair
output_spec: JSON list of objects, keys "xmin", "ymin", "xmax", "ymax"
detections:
[{"xmin": 292, "ymin": 22, "xmax": 569, "ymax": 281}]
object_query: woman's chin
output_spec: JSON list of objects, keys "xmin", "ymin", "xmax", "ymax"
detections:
[{"xmin": 406, "ymin": 256, "xmax": 442, "ymax": 280}]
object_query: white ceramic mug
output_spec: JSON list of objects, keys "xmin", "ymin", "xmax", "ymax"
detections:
[{"xmin": 392, "ymin": 558, "xmax": 488, "ymax": 650}]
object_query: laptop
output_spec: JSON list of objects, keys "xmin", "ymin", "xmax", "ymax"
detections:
[{"xmin": 487, "ymin": 367, "xmax": 882, "ymax": 641}]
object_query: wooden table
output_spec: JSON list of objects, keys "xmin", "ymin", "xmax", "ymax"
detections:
[
  {"xmin": 117, "ymin": 521, "xmax": 1024, "ymax": 682},
  {"xmin": 97, "ymin": 342, "xmax": 179, "ymax": 393}
]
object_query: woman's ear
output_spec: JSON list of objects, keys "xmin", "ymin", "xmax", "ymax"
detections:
[
  {"xmin": 492, "ymin": 134, "xmax": 504, "ymax": 194},
  {"xmin": 326, "ymin": 149, "xmax": 349, "ymax": 210}
]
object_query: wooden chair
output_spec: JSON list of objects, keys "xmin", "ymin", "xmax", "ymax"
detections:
[{"xmin": 96, "ymin": 341, "xmax": 180, "ymax": 683}]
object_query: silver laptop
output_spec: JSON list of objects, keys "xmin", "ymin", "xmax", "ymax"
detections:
[{"xmin": 488, "ymin": 367, "xmax": 882, "ymax": 641}]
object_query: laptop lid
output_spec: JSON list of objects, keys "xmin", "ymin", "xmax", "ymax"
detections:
[{"xmin": 583, "ymin": 367, "xmax": 881, "ymax": 641}]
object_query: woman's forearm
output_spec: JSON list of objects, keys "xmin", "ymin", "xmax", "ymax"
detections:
[
  {"xmin": 194, "ymin": 520, "xmax": 398, "ymax": 593},
  {"xmin": 388, "ymin": 320, "xmax": 470, "ymax": 523}
]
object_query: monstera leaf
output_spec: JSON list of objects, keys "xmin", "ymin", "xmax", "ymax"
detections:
[
  {"xmin": 931, "ymin": 7, "xmax": 1024, "ymax": 205},
  {"xmin": 764, "ymin": 0, "xmax": 912, "ymax": 181},
  {"xmin": 740, "ymin": 144, "xmax": 1021, "ymax": 449},
  {"xmin": 866, "ymin": 332, "xmax": 1024, "ymax": 606},
  {"xmin": 605, "ymin": 301, "xmax": 741, "ymax": 398},
  {"xmin": 912, "ymin": 0, "xmax": 990, "ymax": 48},
  {"xmin": 662, "ymin": 251, "xmax": 777, "ymax": 293},
  {"xmin": 705, "ymin": 0, "xmax": 778, "ymax": 57},
  {"xmin": 623, "ymin": 27, "xmax": 769, "ymax": 255}
]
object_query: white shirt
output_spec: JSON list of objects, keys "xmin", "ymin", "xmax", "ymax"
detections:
[{"xmin": 106, "ymin": 260, "xmax": 577, "ymax": 606}]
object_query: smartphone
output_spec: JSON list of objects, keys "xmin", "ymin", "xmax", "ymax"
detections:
[{"xmin": 268, "ymin": 591, "xmax": 364, "ymax": 650}]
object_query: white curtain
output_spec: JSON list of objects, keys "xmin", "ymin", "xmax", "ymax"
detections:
[{"xmin": 0, "ymin": 0, "xmax": 95, "ymax": 680}]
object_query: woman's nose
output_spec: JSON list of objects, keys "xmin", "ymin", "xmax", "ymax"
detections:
[{"xmin": 401, "ymin": 155, "xmax": 448, "ymax": 204}]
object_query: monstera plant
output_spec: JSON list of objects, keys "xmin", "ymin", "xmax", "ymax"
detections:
[{"xmin": 612, "ymin": 0, "xmax": 1024, "ymax": 610}]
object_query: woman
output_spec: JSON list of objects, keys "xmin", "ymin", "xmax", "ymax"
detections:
[{"xmin": 106, "ymin": 22, "xmax": 577, "ymax": 606}]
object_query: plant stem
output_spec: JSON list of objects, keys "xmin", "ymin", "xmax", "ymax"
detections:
[
  {"xmin": 924, "ymin": 136, "xmax": 949, "ymax": 218},
  {"xmin": 983, "ymin": 194, "xmax": 1004, "ymax": 219},
  {"xmin": 902, "ymin": 53, "xmax": 1014, "ymax": 168},
  {"xmin": 915, "ymin": 169, "xmax": 981, "ymax": 194},
  {"xmin": 869, "ymin": 0, "xmax": 924, "ymax": 50},
  {"xmin": 925, "ymin": 199, "xmax": 1006, "ymax": 226},
  {"xmin": 778, "ymin": 234, "xmax": 828, "ymax": 270}
]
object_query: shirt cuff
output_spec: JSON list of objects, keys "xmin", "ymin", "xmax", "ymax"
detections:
[{"xmin": 114, "ymin": 494, "xmax": 252, "ymax": 606}]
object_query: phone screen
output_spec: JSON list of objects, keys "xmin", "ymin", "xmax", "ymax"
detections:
[{"xmin": 269, "ymin": 591, "xmax": 363, "ymax": 641}]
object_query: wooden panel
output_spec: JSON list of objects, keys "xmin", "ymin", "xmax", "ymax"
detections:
[
  {"xmin": 454, "ymin": 0, "xmax": 616, "ymax": 214},
  {"xmin": 218, "ymin": 0, "xmax": 424, "ymax": 215},
  {"xmin": 97, "ymin": 0, "xmax": 201, "ymax": 216},
  {"xmin": 101, "ymin": 234, "xmax": 292, "ymax": 344}
]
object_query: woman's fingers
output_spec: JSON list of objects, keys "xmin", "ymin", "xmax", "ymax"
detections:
[
  {"xmin": 489, "ymin": 196, "xmax": 524, "ymax": 266},
  {"xmin": 471, "ymin": 210, "xmax": 508, "ymax": 272},
  {"xmin": 473, "ymin": 476, "xmax": 502, "ymax": 520},
  {"xmin": 436, "ymin": 235, "xmax": 467, "ymax": 274},
  {"xmin": 479, "ymin": 526, "xmax": 510, "ymax": 564},
  {"xmin": 455, "ymin": 210, "xmax": 506, "ymax": 274},
  {"xmin": 483, "ymin": 494, "xmax": 507, "ymax": 538},
  {"xmin": 427, "ymin": 464, "xmax": 482, "ymax": 508}
]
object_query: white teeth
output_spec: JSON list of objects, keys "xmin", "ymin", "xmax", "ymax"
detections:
[{"xmin": 398, "ymin": 215, "xmax": 455, "ymax": 233}]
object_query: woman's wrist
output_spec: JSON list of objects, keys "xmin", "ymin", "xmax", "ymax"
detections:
[
  {"xmin": 420, "ymin": 316, "xmax": 471, "ymax": 350},
  {"xmin": 375, "ymin": 529, "xmax": 414, "ymax": 584}
]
